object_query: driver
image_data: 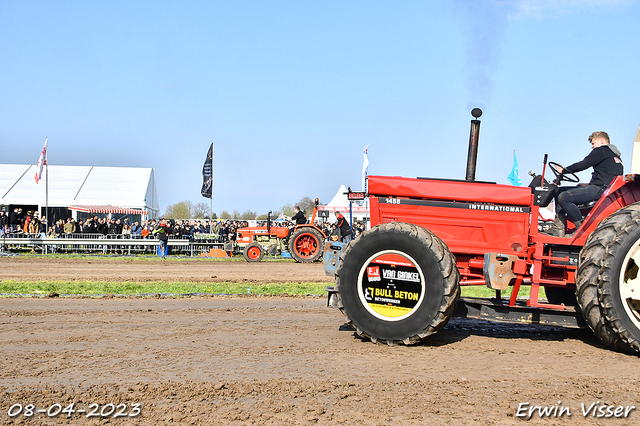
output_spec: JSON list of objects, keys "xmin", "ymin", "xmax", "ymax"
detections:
[{"xmin": 546, "ymin": 131, "xmax": 623, "ymax": 237}]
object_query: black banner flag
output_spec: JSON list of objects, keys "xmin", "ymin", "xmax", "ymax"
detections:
[{"xmin": 201, "ymin": 143, "xmax": 213, "ymax": 198}]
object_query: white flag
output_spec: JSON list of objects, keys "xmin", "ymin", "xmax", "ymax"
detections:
[
  {"xmin": 35, "ymin": 137, "xmax": 48, "ymax": 184},
  {"xmin": 362, "ymin": 144, "xmax": 369, "ymax": 192}
]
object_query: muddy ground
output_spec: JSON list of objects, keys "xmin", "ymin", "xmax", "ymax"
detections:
[{"xmin": 1, "ymin": 257, "xmax": 640, "ymax": 425}]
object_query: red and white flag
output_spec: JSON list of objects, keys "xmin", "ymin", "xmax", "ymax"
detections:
[
  {"xmin": 35, "ymin": 137, "xmax": 48, "ymax": 184},
  {"xmin": 362, "ymin": 144, "xmax": 369, "ymax": 192}
]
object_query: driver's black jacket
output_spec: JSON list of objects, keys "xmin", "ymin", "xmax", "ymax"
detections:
[
  {"xmin": 292, "ymin": 211, "xmax": 306, "ymax": 225},
  {"xmin": 565, "ymin": 145, "xmax": 623, "ymax": 188}
]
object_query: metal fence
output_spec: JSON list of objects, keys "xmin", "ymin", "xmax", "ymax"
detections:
[{"xmin": 0, "ymin": 233, "xmax": 224, "ymax": 256}]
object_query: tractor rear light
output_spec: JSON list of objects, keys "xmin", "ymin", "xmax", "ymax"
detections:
[{"xmin": 625, "ymin": 174, "xmax": 637, "ymax": 182}]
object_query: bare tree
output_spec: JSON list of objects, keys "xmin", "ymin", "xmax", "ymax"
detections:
[
  {"xmin": 192, "ymin": 202, "xmax": 210, "ymax": 219},
  {"xmin": 220, "ymin": 210, "xmax": 231, "ymax": 219},
  {"xmin": 297, "ymin": 196, "xmax": 315, "ymax": 215},
  {"xmin": 240, "ymin": 210, "xmax": 257, "ymax": 220},
  {"xmin": 164, "ymin": 201, "xmax": 192, "ymax": 219},
  {"xmin": 280, "ymin": 203, "xmax": 294, "ymax": 217}
]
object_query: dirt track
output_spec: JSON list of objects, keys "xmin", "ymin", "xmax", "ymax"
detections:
[
  {"xmin": 1, "ymin": 257, "xmax": 640, "ymax": 425},
  {"xmin": 0, "ymin": 257, "xmax": 333, "ymax": 284}
]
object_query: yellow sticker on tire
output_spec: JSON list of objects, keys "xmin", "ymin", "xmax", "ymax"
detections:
[{"xmin": 358, "ymin": 251, "xmax": 425, "ymax": 321}]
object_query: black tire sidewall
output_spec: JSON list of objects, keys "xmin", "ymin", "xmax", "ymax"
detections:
[
  {"xmin": 339, "ymin": 227, "xmax": 447, "ymax": 342},
  {"xmin": 605, "ymin": 225, "xmax": 640, "ymax": 341}
]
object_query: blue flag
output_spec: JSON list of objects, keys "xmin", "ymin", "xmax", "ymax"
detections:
[{"xmin": 507, "ymin": 151, "xmax": 522, "ymax": 186}]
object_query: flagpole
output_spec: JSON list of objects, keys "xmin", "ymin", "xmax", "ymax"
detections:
[
  {"xmin": 210, "ymin": 141, "xmax": 214, "ymax": 220},
  {"xmin": 45, "ymin": 138, "xmax": 49, "ymax": 238}
]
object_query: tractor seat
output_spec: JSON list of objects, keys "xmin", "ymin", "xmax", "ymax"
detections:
[
  {"xmin": 577, "ymin": 200, "xmax": 598, "ymax": 210},
  {"xmin": 577, "ymin": 200, "xmax": 598, "ymax": 217}
]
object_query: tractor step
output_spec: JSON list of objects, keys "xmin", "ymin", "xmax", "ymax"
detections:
[
  {"xmin": 455, "ymin": 297, "xmax": 587, "ymax": 329},
  {"xmin": 325, "ymin": 287, "xmax": 587, "ymax": 329}
]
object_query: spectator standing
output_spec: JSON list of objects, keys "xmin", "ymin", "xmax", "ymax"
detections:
[
  {"xmin": 172, "ymin": 223, "xmax": 183, "ymax": 238},
  {"xmin": 28, "ymin": 216, "xmax": 39, "ymax": 235},
  {"xmin": 97, "ymin": 218, "xmax": 108, "ymax": 235},
  {"xmin": 22, "ymin": 212, "xmax": 33, "ymax": 234},
  {"xmin": 152, "ymin": 218, "xmax": 170, "ymax": 260},
  {"xmin": 211, "ymin": 220, "xmax": 220, "ymax": 240},
  {"xmin": 131, "ymin": 221, "xmax": 142, "ymax": 238},
  {"xmin": 54, "ymin": 220, "xmax": 64, "ymax": 237},
  {"xmin": 9, "ymin": 208, "xmax": 19, "ymax": 232},
  {"xmin": 63, "ymin": 218, "xmax": 74, "ymax": 235},
  {"xmin": 224, "ymin": 235, "xmax": 234, "ymax": 257},
  {"xmin": 38, "ymin": 216, "xmax": 47, "ymax": 236},
  {"xmin": 334, "ymin": 212, "xmax": 352, "ymax": 243}
]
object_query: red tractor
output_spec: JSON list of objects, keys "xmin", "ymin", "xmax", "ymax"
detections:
[
  {"xmin": 237, "ymin": 199, "xmax": 326, "ymax": 263},
  {"xmin": 325, "ymin": 110, "xmax": 640, "ymax": 354}
]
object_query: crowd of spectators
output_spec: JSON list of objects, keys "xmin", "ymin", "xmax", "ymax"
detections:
[
  {"xmin": 1, "ymin": 207, "xmax": 369, "ymax": 255},
  {"xmin": 0, "ymin": 209, "xmax": 248, "ymax": 243},
  {"xmin": 316, "ymin": 219, "xmax": 366, "ymax": 241},
  {"xmin": 0, "ymin": 209, "xmax": 47, "ymax": 237},
  {"xmin": 64, "ymin": 216, "xmax": 247, "ymax": 243}
]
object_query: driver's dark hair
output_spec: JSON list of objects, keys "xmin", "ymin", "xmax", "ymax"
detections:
[{"xmin": 589, "ymin": 131, "xmax": 610, "ymax": 144}]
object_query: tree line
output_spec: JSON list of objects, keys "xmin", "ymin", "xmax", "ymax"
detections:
[{"xmin": 163, "ymin": 197, "xmax": 316, "ymax": 221}]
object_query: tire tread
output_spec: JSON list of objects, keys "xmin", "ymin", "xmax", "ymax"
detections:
[{"xmin": 335, "ymin": 222, "xmax": 460, "ymax": 346}]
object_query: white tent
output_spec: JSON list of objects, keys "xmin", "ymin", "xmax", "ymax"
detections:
[
  {"xmin": 0, "ymin": 164, "xmax": 159, "ymax": 219},
  {"xmin": 319, "ymin": 184, "xmax": 369, "ymax": 221}
]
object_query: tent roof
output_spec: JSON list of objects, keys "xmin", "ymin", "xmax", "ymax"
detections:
[
  {"xmin": 320, "ymin": 184, "xmax": 368, "ymax": 213},
  {"xmin": 0, "ymin": 164, "xmax": 159, "ymax": 213},
  {"xmin": 68, "ymin": 205, "xmax": 149, "ymax": 215}
]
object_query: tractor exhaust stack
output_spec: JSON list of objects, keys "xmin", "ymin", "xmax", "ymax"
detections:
[{"xmin": 465, "ymin": 108, "xmax": 483, "ymax": 181}]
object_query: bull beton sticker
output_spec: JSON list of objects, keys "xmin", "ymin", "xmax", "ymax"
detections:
[{"xmin": 360, "ymin": 252, "xmax": 425, "ymax": 319}]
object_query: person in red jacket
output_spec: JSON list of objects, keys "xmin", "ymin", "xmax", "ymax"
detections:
[
  {"xmin": 334, "ymin": 212, "xmax": 352, "ymax": 243},
  {"xmin": 152, "ymin": 218, "xmax": 171, "ymax": 259}
]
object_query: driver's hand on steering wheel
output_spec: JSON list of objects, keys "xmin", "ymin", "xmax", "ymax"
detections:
[{"xmin": 552, "ymin": 163, "xmax": 564, "ymax": 173}]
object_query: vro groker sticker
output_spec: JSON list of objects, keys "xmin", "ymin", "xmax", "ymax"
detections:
[{"xmin": 358, "ymin": 250, "xmax": 425, "ymax": 321}]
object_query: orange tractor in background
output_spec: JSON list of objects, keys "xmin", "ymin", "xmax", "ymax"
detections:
[{"xmin": 236, "ymin": 198, "xmax": 326, "ymax": 263}]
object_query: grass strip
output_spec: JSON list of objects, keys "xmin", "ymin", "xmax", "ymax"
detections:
[
  {"xmin": 461, "ymin": 285, "xmax": 546, "ymax": 299},
  {"xmin": 0, "ymin": 280, "xmax": 328, "ymax": 296},
  {"xmin": 1, "ymin": 279, "xmax": 546, "ymax": 299}
]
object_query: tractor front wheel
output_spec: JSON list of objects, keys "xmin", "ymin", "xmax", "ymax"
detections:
[
  {"xmin": 335, "ymin": 222, "xmax": 460, "ymax": 345},
  {"xmin": 288, "ymin": 227, "xmax": 323, "ymax": 263},
  {"xmin": 243, "ymin": 243, "xmax": 264, "ymax": 262}
]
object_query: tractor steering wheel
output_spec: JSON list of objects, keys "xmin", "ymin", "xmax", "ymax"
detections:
[{"xmin": 548, "ymin": 161, "xmax": 580, "ymax": 184}]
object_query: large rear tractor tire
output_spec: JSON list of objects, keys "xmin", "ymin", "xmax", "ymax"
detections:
[
  {"xmin": 335, "ymin": 222, "xmax": 460, "ymax": 345},
  {"xmin": 288, "ymin": 227, "xmax": 324, "ymax": 263},
  {"xmin": 577, "ymin": 205, "xmax": 637, "ymax": 353},
  {"xmin": 597, "ymin": 203, "xmax": 640, "ymax": 353},
  {"xmin": 243, "ymin": 243, "xmax": 264, "ymax": 262}
]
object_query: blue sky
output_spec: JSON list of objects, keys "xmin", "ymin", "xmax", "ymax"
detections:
[{"xmin": 1, "ymin": 0, "xmax": 639, "ymax": 215}]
